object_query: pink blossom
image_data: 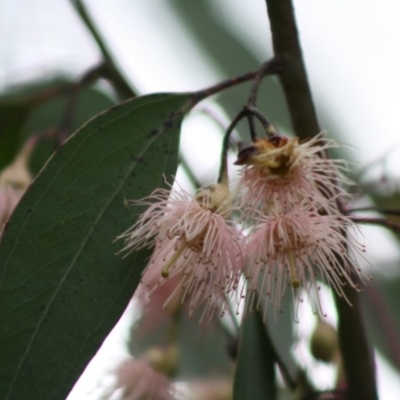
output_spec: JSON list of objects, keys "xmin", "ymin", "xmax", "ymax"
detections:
[
  {"xmin": 234, "ymin": 132, "xmax": 350, "ymax": 216},
  {"xmin": 104, "ymin": 358, "xmax": 174, "ymax": 400},
  {"xmin": 243, "ymin": 203, "xmax": 367, "ymax": 317},
  {"xmin": 118, "ymin": 183, "xmax": 243, "ymax": 321}
]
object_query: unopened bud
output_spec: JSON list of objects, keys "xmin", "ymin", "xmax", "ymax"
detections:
[
  {"xmin": 195, "ymin": 183, "xmax": 232, "ymax": 217},
  {"xmin": 310, "ymin": 319, "xmax": 339, "ymax": 363},
  {"xmin": 144, "ymin": 344, "xmax": 179, "ymax": 378}
]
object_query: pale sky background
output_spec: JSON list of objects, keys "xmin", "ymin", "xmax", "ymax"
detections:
[{"xmin": 1, "ymin": 0, "xmax": 400, "ymax": 399}]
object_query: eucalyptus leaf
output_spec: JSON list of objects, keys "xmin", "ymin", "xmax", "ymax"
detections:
[
  {"xmin": 0, "ymin": 103, "xmax": 28, "ymax": 170},
  {"xmin": 0, "ymin": 92, "xmax": 191, "ymax": 400},
  {"xmin": 362, "ymin": 276, "xmax": 400, "ymax": 372},
  {"xmin": 21, "ymin": 82, "xmax": 116, "ymax": 175},
  {"xmin": 233, "ymin": 309, "xmax": 277, "ymax": 400}
]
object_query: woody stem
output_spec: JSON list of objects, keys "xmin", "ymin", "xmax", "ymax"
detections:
[{"xmin": 264, "ymin": 1, "xmax": 378, "ymax": 399}]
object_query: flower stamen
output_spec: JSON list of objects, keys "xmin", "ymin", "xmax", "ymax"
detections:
[
  {"xmin": 161, "ymin": 240, "xmax": 188, "ymax": 278},
  {"xmin": 288, "ymin": 250, "xmax": 300, "ymax": 288}
]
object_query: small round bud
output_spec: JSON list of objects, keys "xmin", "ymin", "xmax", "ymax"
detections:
[
  {"xmin": 144, "ymin": 344, "xmax": 180, "ymax": 378},
  {"xmin": 310, "ymin": 319, "xmax": 338, "ymax": 363}
]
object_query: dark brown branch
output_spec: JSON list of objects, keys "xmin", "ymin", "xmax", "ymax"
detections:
[
  {"xmin": 265, "ymin": 1, "xmax": 319, "ymax": 139},
  {"xmin": 350, "ymin": 216, "xmax": 400, "ymax": 234},
  {"xmin": 334, "ymin": 275, "xmax": 377, "ymax": 400},
  {"xmin": 245, "ymin": 60, "xmax": 282, "ymax": 140},
  {"xmin": 192, "ymin": 58, "xmax": 280, "ymax": 106},
  {"xmin": 218, "ymin": 109, "xmax": 248, "ymax": 183},
  {"xmin": 247, "ymin": 59, "xmax": 283, "ymax": 107},
  {"xmin": 347, "ymin": 207, "xmax": 400, "ymax": 218},
  {"xmin": 264, "ymin": 1, "xmax": 378, "ymax": 399},
  {"xmin": 217, "ymin": 103, "xmax": 277, "ymax": 182}
]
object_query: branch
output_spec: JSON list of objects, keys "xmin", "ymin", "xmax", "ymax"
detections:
[
  {"xmin": 347, "ymin": 207, "xmax": 400, "ymax": 218},
  {"xmin": 192, "ymin": 58, "xmax": 280, "ymax": 105},
  {"xmin": 350, "ymin": 216, "xmax": 400, "ymax": 234},
  {"xmin": 334, "ymin": 274, "xmax": 377, "ymax": 400},
  {"xmin": 70, "ymin": 0, "xmax": 135, "ymax": 100},
  {"xmin": 265, "ymin": 0, "xmax": 319, "ymax": 139},
  {"xmin": 264, "ymin": 1, "xmax": 378, "ymax": 399}
]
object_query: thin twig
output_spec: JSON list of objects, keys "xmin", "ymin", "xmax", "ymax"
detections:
[
  {"xmin": 70, "ymin": 0, "xmax": 135, "ymax": 100},
  {"xmin": 346, "ymin": 207, "xmax": 400, "ymax": 218},
  {"xmin": 246, "ymin": 105, "xmax": 277, "ymax": 136},
  {"xmin": 247, "ymin": 59, "xmax": 282, "ymax": 107},
  {"xmin": 350, "ymin": 216, "xmax": 400, "ymax": 234},
  {"xmin": 246, "ymin": 59, "xmax": 282, "ymax": 139},
  {"xmin": 192, "ymin": 57, "xmax": 280, "ymax": 106},
  {"xmin": 217, "ymin": 103, "xmax": 279, "ymax": 182},
  {"xmin": 217, "ymin": 109, "xmax": 248, "ymax": 183}
]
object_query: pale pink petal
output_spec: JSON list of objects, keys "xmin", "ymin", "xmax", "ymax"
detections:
[
  {"xmin": 117, "ymin": 184, "xmax": 244, "ymax": 321},
  {"xmin": 243, "ymin": 203, "xmax": 368, "ymax": 318},
  {"xmin": 104, "ymin": 358, "xmax": 174, "ymax": 400}
]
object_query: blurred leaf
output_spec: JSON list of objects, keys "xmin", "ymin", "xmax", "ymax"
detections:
[
  {"xmin": 176, "ymin": 316, "xmax": 232, "ymax": 378},
  {"xmin": 0, "ymin": 93, "xmax": 191, "ymax": 400},
  {"xmin": 0, "ymin": 75, "xmax": 116, "ymax": 176},
  {"xmin": 21, "ymin": 81, "xmax": 116, "ymax": 175},
  {"xmin": 264, "ymin": 295, "xmax": 298, "ymax": 384},
  {"xmin": 362, "ymin": 276, "xmax": 400, "ymax": 372},
  {"xmin": 233, "ymin": 310, "xmax": 277, "ymax": 400},
  {"xmin": 0, "ymin": 103, "xmax": 28, "ymax": 170},
  {"xmin": 130, "ymin": 311, "xmax": 232, "ymax": 379}
]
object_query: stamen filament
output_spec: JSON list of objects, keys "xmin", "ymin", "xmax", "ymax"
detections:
[
  {"xmin": 288, "ymin": 250, "xmax": 300, "ymax": 288},
  {"xmin": 161, "ymin": 241, "xmax": 188, "ymax": 278}
]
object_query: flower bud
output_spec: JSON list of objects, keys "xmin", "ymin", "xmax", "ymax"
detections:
[
  {"xmin": 195, "ymin": 183, "xmax": 232, "ymax": 217},
  {"xmin": 144, "ymin": 344, "xmax": 179, "ymax": 378},
  {"xmin": 310, "ymin": 319, "xmax": 339, "ymax": 363}
]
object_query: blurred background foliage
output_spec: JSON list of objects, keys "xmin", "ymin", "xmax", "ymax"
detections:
[{"xmin": 1, "ymin": 0, "xmax": 400, "ymax": 399}]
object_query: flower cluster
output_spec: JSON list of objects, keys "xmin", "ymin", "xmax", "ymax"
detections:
[
  {"xmin": 236, "ymin": 132, "xmax": 367, "ymax": 316},
  {"xmin": 118, "ymin": 132, "xmax": 367, "ymax": 319},
  {"xmin": 117, "ymin": 182, "xmax": 243, "ymax": 321}
]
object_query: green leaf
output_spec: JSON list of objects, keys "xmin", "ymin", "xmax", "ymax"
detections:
[
  {"xmin": 20, "ymin": 81, "xmax": 116, "ymax": 175},
  {"xmin": 233, "ymin": 309, "xmax": 277, "ymax": 400},
  {"xmin": 0, "ymin": 103, "xmax": 29, "ymax": 170},
  {"xmin": 0, "ymin": 75, "xmax": 116, "ymax": 174},
  {"xmin": 129, "ymin": 312, "xmax": 232, "ymax": 379},
  {"xmin": 362, "ymin": 276, "xmax": 400, "ymax": 371},
  {"xmin": 0, "ymin": 92, "xmax": 191, "ymax": 400}
]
